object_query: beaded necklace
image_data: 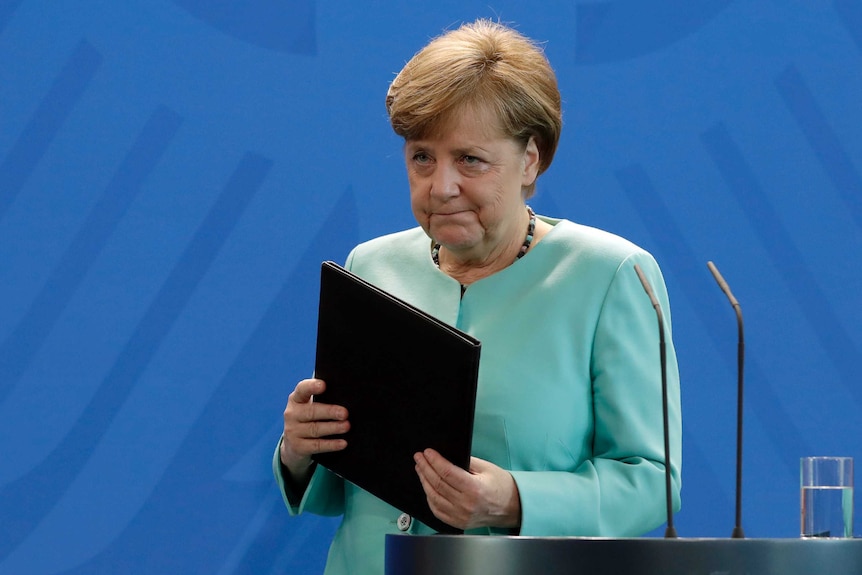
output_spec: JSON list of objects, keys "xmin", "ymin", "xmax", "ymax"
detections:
[{"xmin": 431, "ymin": 205, "xmax": 536, "ymax": 268}]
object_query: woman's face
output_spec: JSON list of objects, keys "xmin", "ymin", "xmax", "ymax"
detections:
[{"xmin": 404, "ymin": 107, "xmax": 540, "ymax": 262}]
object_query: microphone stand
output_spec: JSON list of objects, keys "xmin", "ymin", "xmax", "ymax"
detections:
[
  {"xmin": 707, "ymin": 261, "xmax": 745, "ymax": 539},
  {"xmin": 634, "ymin": 264, "xmax": 677, "ymax": 538}
]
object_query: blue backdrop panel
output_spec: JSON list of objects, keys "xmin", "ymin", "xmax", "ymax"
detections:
[{"xmin": 0, "ymin": 1, "xmax": 860, "ymax": 573}]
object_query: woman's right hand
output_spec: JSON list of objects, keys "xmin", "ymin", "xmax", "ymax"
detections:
[{"xmin": 280, "ymin": 378, "xmax": 350, "ymax": 483}]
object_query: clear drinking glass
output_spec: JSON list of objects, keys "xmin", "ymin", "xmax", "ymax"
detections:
[{"xmin": 800, "ymin": 456, "xmax": 854, "ymax": 538}]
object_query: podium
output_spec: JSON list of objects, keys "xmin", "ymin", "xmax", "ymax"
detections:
[{"xmin": 385, "ymin": 535, "xmax": 862, "ymax": 574}]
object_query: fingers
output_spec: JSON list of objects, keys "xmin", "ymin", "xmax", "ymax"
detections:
[
  {"xmin": 414, "ymin": 449, "xmax": 474, "ymax": 528},
  {"xmin": 281, "ymin": 379, "xmax": 349, "ymax": 468},
  {"xmin": 415, "ymin": 449, "xmax": 467, "ymax": 498},
  {"xmin": 414, "ymin": 450, "xmax": 522, "ymax": 530},
  {"xmin": 290, "ymin": 379, "xmax": 349, "ymax": 423},
  {"xmin": 289, "ymin": 377, "xmax": 321, "ymax": 404}
]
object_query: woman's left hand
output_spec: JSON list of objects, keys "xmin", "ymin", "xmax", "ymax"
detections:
[{"xmin": 414, "ymin": 449, "xmax": 521, "ymax": 530}]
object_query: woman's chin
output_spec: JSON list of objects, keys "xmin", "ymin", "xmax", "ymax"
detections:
[
  {"xmin": 435, "ymin": 234, "xmax": 479, "ymax": 252},
  {"xmin": 429, "ymin": 223, "xmax": 480, "ymax": 246}
]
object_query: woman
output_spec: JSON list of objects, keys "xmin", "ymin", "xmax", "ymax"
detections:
[{"xmin": 275, "ymin": 19, "xmax": 681, "ymax": 574}]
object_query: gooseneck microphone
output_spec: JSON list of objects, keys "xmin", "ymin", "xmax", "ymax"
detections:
[
  {"xmin": 633, "ymin": 264, "xmax": 678, "ymax": 539},
  {"xmin": 707, "ymin": 260, "xmax": 745, "ymax": 539}
]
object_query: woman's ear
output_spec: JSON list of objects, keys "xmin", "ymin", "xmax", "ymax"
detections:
[{"xmin": 521, "ymin": 136, "xmax": 540, "ymax": 187}]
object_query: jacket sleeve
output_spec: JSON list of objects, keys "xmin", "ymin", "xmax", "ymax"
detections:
[
  {"xmin": 272, "ymin": 436, "xmax": 345, "ymax": 517},
  {"xmin": 511, "ymin": 251, "xmax": 682, "ymax": 536}
]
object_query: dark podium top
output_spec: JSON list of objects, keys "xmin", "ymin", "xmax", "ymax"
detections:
[{"xmin": 385, "ymin": 535, "xmax": 862, "ymax": 575}]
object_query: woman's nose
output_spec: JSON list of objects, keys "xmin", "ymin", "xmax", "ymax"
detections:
[{"xmin": 430, "ymin": 162, "xmax": 460, "ymax": 199}]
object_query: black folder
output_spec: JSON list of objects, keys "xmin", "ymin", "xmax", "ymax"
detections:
[{"xmin": 311, "ymin": 261, "xmax": 481, "ymax": 534}]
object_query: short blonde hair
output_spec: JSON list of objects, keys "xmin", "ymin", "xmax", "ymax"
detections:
[{"xmin": 386, "ymin": 19, "xmax": 562, "ymax": 197}]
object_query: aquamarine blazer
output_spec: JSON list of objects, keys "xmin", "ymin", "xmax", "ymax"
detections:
[{"xmin": 274, "ymin": 217, "xmax": 682, "ymax": 575}]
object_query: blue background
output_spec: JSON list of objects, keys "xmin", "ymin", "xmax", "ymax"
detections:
[{"xmin": 1, "ymin": 1, "xmax": 861, "ymax": 573}]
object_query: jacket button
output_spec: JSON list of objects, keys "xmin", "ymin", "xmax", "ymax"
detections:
[{"xmin": 397, "ymin": 513, "xmax": 412, "ymax": 531}]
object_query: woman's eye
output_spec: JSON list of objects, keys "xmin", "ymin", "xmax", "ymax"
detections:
[
  {"xmin": 413, "ymin": 152, "xmax": 431, "ymax": 164},
  {"xmin": 459, "ymin": 155, "xmax": 488, "ymax": 173}
]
